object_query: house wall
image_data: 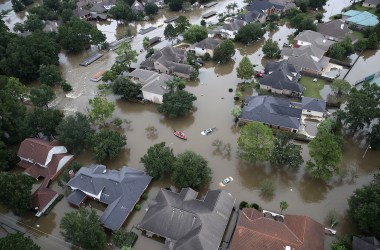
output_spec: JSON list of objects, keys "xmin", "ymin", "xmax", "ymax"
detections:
[
  {"xmin": 54, "ymin": 155, "xmax": 75, "ymax": 180},
  {"xmin": 194, "ymin": 47, "xmax": 214, "ymax": 57},
  {"xmin": 238, "ymin": 118, "xmax": 299, "ymax": 132},
  {"xmin": 46, "ymin": 146, "xmax": 68, "ymax": 166},
  {"xmin": 257, "ymin": 15, "xmax": 267, "ymax": 24},
  {"xmin": 301, "ymin": 68, "xmax": 321, "ymax": 76},
  {"xmin": 260, "ymin": 85, "xmax": 300, "ymax": 96},
  {"xmin": 35, "ymin": 193, "xmax": 59, "ymax": 217},
  {"xmin": 302, "ymin": 110, "xmax": 324, "ymax": 118},
  {"xmin": 142, "ymin": 91, "xmax": 163, "ymax": 104},
  {"xmin": 173, "ymin": 71, "xmax": 191, "ymax": 79},
  {"xmin": 154, "ymin": 62, "xmax": 170, "ymax": 74}
]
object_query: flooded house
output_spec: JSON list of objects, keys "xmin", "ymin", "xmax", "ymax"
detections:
[{"xmin": 189, "ymin": 37, "xmax": 221, "ymax": 57}]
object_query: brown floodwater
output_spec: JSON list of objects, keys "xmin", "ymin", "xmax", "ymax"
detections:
[{"xmin": 1, "ymin": 0, "xmax": 380, "ymax": 249}]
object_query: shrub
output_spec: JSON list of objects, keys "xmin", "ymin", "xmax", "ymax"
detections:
[
  {"xmin": 203, "ymin": 52, "xmax": 211, "ymax": 61},
  {"xmin": 141, "ymin": 192, "xmax": 148, "ymax": 200},
  {"xmin": 239, "ymin": 201, "xmax": 248, "ymax": 209},
  {"xmin": 259, "ymin": 179, "xmax": 275, "ymax": 197},
  {"xmin": 113, "ymin": 231, "xmax": 138, "ymax": 248},
  {"xmin": 250, "ymin": 203, "xmax": 261, "ymax": 211},
  {"xmin": 61, "ymin": 81, "xmax": 72, "ymax": 92},
  {"xmin": 134, "ymin": 204, "xmax": 141, "ymax": 211}
]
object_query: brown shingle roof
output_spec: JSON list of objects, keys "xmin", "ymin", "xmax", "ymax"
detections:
[
  {"xmin": 230, "ymin": 208, "xmax": 325, "ymax": 250},
  {"xmin": 17, "ymin": 138, "xmax": 54, "ymax": 165},
  {"xmin": 32, "ymin": 186, "xmax": 58, "ymax": 212}
]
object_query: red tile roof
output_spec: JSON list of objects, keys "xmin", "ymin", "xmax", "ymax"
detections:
[
  {"xmin": 230, "ymin": 208, "xmax": 325, "ymax": 250},
  {"xmin": 17, "ymin": 138, "xmax": 55, "ymax": 165}
]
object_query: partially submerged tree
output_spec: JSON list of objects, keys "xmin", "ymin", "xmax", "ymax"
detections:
[
  {"xmin": 262, "ymin": 39, "xmax": 280, "ymax": 58},
  {"xmin": 141, "ymin": 142, "xmax": 176, "ymax": 179},
  {"xmin": 183, "ymin": 25, "xmax": 208, "ymax": 43},
  {"xmin": 112, "ymin": 77, "xmax": 142, "ymax": 100},
  {"xmin": 115, "ymin": 41, "xmax": 138, "ymax": 69},
  {"xmin": 330, "ymin": 79, "xmax": 351, "ymax": 96},
  {"xmin": 280, "ymin": 201, "xmax": 288, "ymax": 213},
  {"xmin": 174, "ymin": 16, "xmax": 191, "ymax": 34},
  {"xmin": 237, "ymin": 122, "xmax": 275, "ymax": 162},
  {"xmin": 39, "ymin": 64, "xmax": 63, "ymax": 87},
  {"xmin": 270, "ymin": 133, "xmax": 303, "ymax": 169},
  {"xmin": 0, "ymin": 232, "xmax": 40, "ymax": 250},
  {"xmin": 87, "ymin": 129, "xmax": 126, "ymax": 162},
  {"xmin": 88, "ymin": 96, "xmax": 115, "ymax": 126},
  {"xmin": 213, "ymin": 39, "xmax": 235, "ymax": 63},
  {"xmin": 26, "ymin": 108, "xmax": 64, "ymax": 138},
  {"xmin": 60, "ymin": 208, "xmax": 106, "ymax": 250},
  {"xmin": 29, "ymin": 84, "xmax": 55, "ymax": 108},
  {"xmin": 235, "ymin": 23, "xmax": 265, "ymax": 44},
  {"xmin": 164, "ymin": 23, "xmax": 178, "ymax": 44},
  {"xmin": 236, "ymin": 56, "xmax": 254, "ymax": 82},
  {"xmin": 171, "ymin": 151, "xmax": 212, "ymax": 188},
  {"xmin": 157, "ymin": 87, "xmax": 196, "ymax": 118}
]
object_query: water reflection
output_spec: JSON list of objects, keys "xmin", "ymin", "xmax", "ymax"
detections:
[{"xmin": 297, "ymin": 174, "xmax": 330, "ymax": 203}]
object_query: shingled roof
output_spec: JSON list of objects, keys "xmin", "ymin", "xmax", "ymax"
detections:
[
  {"xmin": 230, "ymin": 208, "xmax": 325, "ymax": 250},
  {"xmin": 317, "ymin": 19, "xmax": 354, "ymax": 41},
  {"xmin": 261, "ymin": 60, "xmax": 303, "ymax": 93},
  {"xmin": 302, "ymin": 97, "xmax": 326, "ymax": 113},
  {"xmin": 295, "ymin": 30, "xmax": 335, "ymax": 52},
  {"xmin": 240, "ymin": 95, "xmax": 302, "ymax": 130},
  {"xmin": 137, "ymin": 188, "xmax": 235, "ymax": 250},
  {"xmin": 194, "ymin": 37, "xmax": 221, "ymax": 50},
  {"xmin": 67, "ymin": 165, "xmax": 152, "ymax": 231}
]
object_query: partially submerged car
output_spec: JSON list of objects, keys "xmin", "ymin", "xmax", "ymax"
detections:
[
  {"xmin": 201, "ymin": 128, "xmax": 215, "ymax": 135},
  {"xmin": 222, "ymin": 177, "xmax": 233, "ymax": 185}
]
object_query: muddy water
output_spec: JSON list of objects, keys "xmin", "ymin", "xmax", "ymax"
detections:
[{"xmin": 1, "ymin": 0, "xmax": 380, "ymax": 249}]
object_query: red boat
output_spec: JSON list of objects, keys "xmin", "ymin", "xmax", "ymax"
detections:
[{"xmin": 173, "ymin": 130, "xmax": 187, "ymax": 140}]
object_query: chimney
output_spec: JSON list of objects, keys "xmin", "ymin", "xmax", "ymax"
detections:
[{"xmin": 69, "ymin": 170, "xmax": 75, "ymax": 179}]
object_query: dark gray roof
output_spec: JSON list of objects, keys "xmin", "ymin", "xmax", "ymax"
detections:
[
  {"xmin": 67, "ymin": 165, "xmax": 152, "ymax": 231},
  {"xmin": 222, "ymin": 19, "xmax": 245, "ymax": 31},
  {"xmin": 246, "ymin": 0, "xmax": 284, "ymax": 12},
  {"xmin": 90, "ymin": 3, "xmax": 107, "ymax": 13},
  {"xmin": 284, "ymin": 46, "xmax": 330, "ymax": 72},
  {"xmin": 129, "ymin": 68, "xmax": 158, "ymax": 84},
  {"xmin": 301, "ymin": 97, "xmax": 326, "ymax": 112},
  {"xmin": 138, "ymin": 188, "xmax": 235, "ymax": 250},
  {"xmin": 353, "ymin": 236, "xmax": 380, "ymax": 250},
  {"xmin": 74, "ymin": 8, "xmax": 90, "ymax": 17},
  {"xmin": 194, "ymin": 37, "xmax": 221, "ymax": 50},
  {"xmin": 317, "ymin": 19, "xmax": 353, "ymax": 40},
  {"xmin": 131, "ymin": 0, "xmax": 144, "ymax": 12},
  {"xmin": 269, "ymin": 0, "xmax": 296, "ymax": 10},
  {"xmin": 237, "ymin": 11, "xmax": 264, "ymax": 23},
  {"xmin": 295, "ymin": 30, "xmax": 335, "ymax": 52},
  {"xmin": 261, "ymin": 60, "xmax": 303, "ymax": 93},
  {"xmin": 141, "ymin": 74, "xmax": 173, "ymax": 95},
  {"xmin": 240, "ymin": 95, "xmax": 302, "ymax": 130},
  {"xmin": 67, "ymin": 189, "xmax": 87, "ymax": 206}
]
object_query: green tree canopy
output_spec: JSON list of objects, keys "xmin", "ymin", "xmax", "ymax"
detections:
[
  {"xmin": 144, "ymin": 3, "xmax": 158, "ymax": 15},
  {"xmin": 366, "ymin": 32, "xmax": 379, "ymax": 49},
  {"xmin": 38, "ymin": 64, "xmax": 63, "ymax": 86},
  {"xmin": 5, "ymin": 77, "xmax": 28, "ymax": 102},
  {"xmin": 231, "ymin": 105, "xmax": 242, "ymax": 119},
  {"xmin": 0, "ymin": 140, "xmax": 17, "ymax": 171},
  {"xmin": 213, "ymin": 39, "xmax": 236, "ymax": 63},
  {"xmin": 262, "ymin": 39, "xmax": 280, "ymax": 58},
  {"xmin": 306, "ymin": 119, "xmax": 343, "ymax": 180},
  {"xmin": 141, "ymin": 142, "xmax": 176, "ymax": 179},
  {"xmin": 88, "ymin": 129, "xmax": 127, "ymax": 162},
  {"xmin": 164, "ymin": 23, "xmax": 178, "ymax": 44},
  {"xmin": 112, "ymin": 77, "xmax": 142, "ymax": 100},
  {"xmin": 60, "ymin": 208, "xmax": 106, "ymax": 250},
  {"xmin": 237, "ymin": 122, "xmax": 275, "ymax": 162},
  {"xmin": 88, "ymin": 96, "xmax": 116, "ymax": 126},
  {"xmin": 343, "ymin": 82, "xmax": 380, "ymax": 133},
  {"xmin": 289, "ymin": 13, "xmax": 316, "ymax": 31},
  {"xmin": 115, "ymin": 41, "xmax": 138, "ymax": 69},
  {"xmin": 157, "ymin": 90, "xmax": 196, "ymax": 118},
  {"xmin": 280, "ymin": 201, "xmax": 288, "ymax": 213},
  {"xmin": 235, "ymin": 23, "xmax": 265, "ymax": 44},
  {"xmin": 56, "ymin": 112, "xmax": 94, "ymax": 153},
  {"xmin": 26, "ymin": 108, "xmax": 64, "ymax": 138},
  {"xmin": 24, "ymin": 14, "xmax": 44, "ymax": 32},
  {"xmin": 308, "ymin": 0, "xmax": 327, "ymax": 9},
  {"xmin": 112, "ymin": 230, "xmax": 138, "ymax": 249},
  {"xmin": 330, "ymin": 79, "xmax": 351, "ymax": 96},
  {"xmin": 29, "ymin": 84, "xmax": 55, "ymax": 108},
  {"xmin": 328, "ymin": 37, "xmax": 354, "ymax": 60},
  {"xmin": 237, "ymin": 56, "xmax": 254, "ymax": 81},
  {"xmin": 270, "ymin": 133, "xmax": 304, "ymax": 169},
  {"xmin": 330, "ymin": 237, "xmax": 352, "ymax": 250},
  {"xmin": 57, "ymin": 17, "xmax": 106, "ymax": 52},
  {"xmin": 175, "ymin": 16, "xmax": 191, "ymax": 34},
  {"xmin": 348, "ymin": 173, "xmax": 380, "ymax": 235},
  {"xmin": 171, "ymin": 151, "xmax": 212, "ymax": 188},
  {"xmin": 183, "ymin": 25, "xmax": 208, "ymax": 43},
  {"xmin": 0, "ymin": 172, "xmax": 34, "ymax": 215},
  {"xmin": 143, "ymin": 36, "xmax": 150, "ymax": 50},
  {"xmin": 109, "ymin": 1, "xmax": 135, "ymax": 21},
  {"xmin": 0, "ymin": 232, "xmax": 40, "ymax": 250}
]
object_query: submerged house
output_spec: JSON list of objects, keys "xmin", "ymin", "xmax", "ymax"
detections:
[
  {"xmin": 67, "ymin": 164, "xmax": 152, "ymax": 231},
  {"xmin": 17, "ymin": 138, "xmax": 74, "ymax": 217},
  {"xmin": 229, "ymin": 208, "xmax": 325, "ymax": 250},
  {"xmin": 138, "ymin": 188, "xmax": 235, "ymax": 249},
  {"xmin": 140, "ymin": 46, "xmax": 193, "ymax": 79},
  {"xmin": 189, "ymin": 37, "xmax": 221, "ymax": 57},
  {"xmin": 210, "ymin": 19, "xmax": 246, "ymax": 39},
  {"xmin": 260, "ymin": 60, "xmax": 303, "ymax": 97}
]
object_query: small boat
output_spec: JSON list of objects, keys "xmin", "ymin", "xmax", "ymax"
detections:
[{"xmin": 173, "ymin": 130, "xmax": 187, "ymax": 140}]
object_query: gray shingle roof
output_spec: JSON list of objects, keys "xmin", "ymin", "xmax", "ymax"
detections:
[
  {"xmin": 138, "ymin": 188, "xmax": 235, "ymax": 250},
  {"xmin": 246, "ymin": 0, "xmax": 284, "ymax": 12},
  {"xmin": 194, "ymin": 37, "xmax": 221, "ymax": 50},
  {"xmin": 240, "ymin": 95, "xmax": 302, "ymax": 130},
  {"xmin": 237, "ymin": 11, "xmax": 264, "ymax": 23},
  {"xmin": 261, "ymin": 60, "xmax": 303, "ymax": 93},
  {"xmin": 67, "ymin": 165, "xmax": 152, "ymax": 231},
  {"xmin": 352, "ymin": 236, "xmax": 380, "ymax": 250},
  {"xmin": 287, "ymin": 53, "xmax": 330, "ymax": 72},
  {"xmin": 141, "ymin": 74, "xmax": 173, "ymax": 95},
  {"xmin": 302, "ymin": 97, "xmax": 326, "ymax": 112},
  {"xmin": 131, "ymin": 0, "xmax": 144, "ymax": 12},
  {"xmin": 316, "ymin": 19, "xmax": 353, "ymax": 40},
  {"xmin": 295, "ymin": 30, "xmax": 335, "ymax": 52},
  {"xmin": 222, "ymin": 19, "xmax": 245, "ymax": 31},
  {"xmin": 129, "ymin": 68, "xmax": 158, "ymax": 84}
]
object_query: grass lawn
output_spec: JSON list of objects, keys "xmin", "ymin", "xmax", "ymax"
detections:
[
  {"xmin": 299, "ymin": 76, "xmax": 325, "ymax": 99},
  {"xmin": 353, "ymin": 31, "xmax": 364, "ymax": 40}
]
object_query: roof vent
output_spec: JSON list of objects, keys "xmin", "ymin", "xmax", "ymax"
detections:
[
  {"xmin": 103, "ymin": 169, "xmax": 106, "ymax": 174},
  {"xmin": 285, "ymin": 246, "xmax": 292, "ymax": 250},
  {"xmin": 340, "ymin": 24, "xmax": 344, "ymax": 30},
  {"xmin": 323, "ymin": 39, "xmax": 326, "ymax": 43}
]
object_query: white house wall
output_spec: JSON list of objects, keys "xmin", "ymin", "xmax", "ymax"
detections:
[
  {"xmin": 56, "ymin": 155, "xmax": 74, "ymax": 174},
  {"xmin": 302, "ymin": 110, "xmax": 324, "ymax": 118},
  {"xmin": 45, "ymin": 146, "xmax": 67, "ymax": 166},
  {"xmin": 142, "ymin": 91, "xmax": 163, "ymax": 104}
]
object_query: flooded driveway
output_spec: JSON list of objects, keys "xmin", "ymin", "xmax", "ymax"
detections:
[{"xmin": 1, "ymin": 0, "xmax": 380, "ymax": 249}]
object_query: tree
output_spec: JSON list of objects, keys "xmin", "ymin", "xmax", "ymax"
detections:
[
  {"xmin": 343, "ymin": 82, "xmax": 380, "ymax": 132},
  {"xmin": 262, "ymin": 39, "xmax": 280, "ymax": 58},
  {"xmin": 231, "ymin": 106, "xmax": 242, "ymax": 119},
  {"xmin": 56, "ymin": 113, "xmax": 94, "ymax": 152},
  {"xmin": 29, "ymin": 84, "xmax": 55, "ymax": 108},
  {"xmin": 235, "ymin": 23, "xmax": 265, "ymax": 44},
  {"xmin": 315, "ymin": 12, "xmax": 323, "ymax": 22},
  {"xmin": 144, "ymin": 3, "xmax": 158, "ymax": 15},
  {"xmin": 237, "ymin": 122, "xmax": 275, "ymax": 162},
  {"xmin": 39, "ymin": 64, "xmax": 63, "ymax": 86},
  {"xmin": 306, "ymin": 119, "xmax": 342, "ymax": 180},
  {"xmin": 183, "ymin": 25, "xmax": 208, "ymax": 43},
  {"xmin": 213, "ymin": 39, "xmax": 236, "ymax": 63},
  {"xmin": 0, "ymin": 172, "xmax": 34, "ymax": 215},
  {"xmin": 57, "ymin": 17, "xmax": 106, "ymax": 52},
  {"xmin": 157, "ymin": 90, "xmax": 197, "ymax": 118},
  {"xmin": 61, "ymin": 8, "xmax": 74, "ymax": 23},
  {"xmin": 328, "ymin": 37, "xmax": 354, "ymax": 59},
  {"xmin": 115, "ymin": 41, "xmax": 138, "ymax": 69},
  {"xmin": 112, "ymin": 77, "xmax": 142, "ymax": 100},
  {"xmin": 168, "ymin": 0, "xmax": 183, "ymax": 11},
  {"xmin": 289, "ymin": 13, "xmax": 316, "ymax": 31},
  {"xmin": 112, "ymin": 231, "xmax": 138, "ymax": 249},
  {"xmin": 88, "ymin": 129, "xmax": 126, "ymax": 162},
  {"xmin": 26, "ymin": 108, "xmax": 64, "ymax": 138},
  {"xmin": 366, "ymin": 32, "xmax": 379, "ymax": 49},
  {"xmin": 24, "ymin": 14, "xmax": 44, "ymax": 32},
  {"xmin": 309, "ymin": 0, "xmax": 327, "ymax": 9},
  {"xmin": 331, "ymin": 79, "xmax": 351, "ymax": 96},
  {"xmin": 174, "ymin": 16, "xmax": 190, "ymax": 34},
  {"xmin": 0, "ymin": 140, "xmax": 17, "ymax": 171},
  {"xmin": 60, "ymin": 161, "xmax": 82, "ymax": 183},
  {"xmin": 109, "ymin": 1, "xmax": 135, "ymax": 21},
  {"xmin": 347, "ymin": 173, "xmax": 380, "ymax": 235},
  {"xmin": 101, "ymin": 70, "xmax": 118, "ymax": 82},
  {"xmin": 368, "ymin": 122, "xmax": 380, "ymax": 150},
  {"xmin": 88, "ymin": 96, "xmax": 115, "ymax": 126},
  {"xmin": 60, "ymin": 208, "xmax": 106, "ymax": 250},
  {"xmin": 171, "ymin": 151, "xmax": 212, "ymax": 188},
  {"xmin": 270, "ymin": 133, "xmax": 304, "ymax": 169},
  {"xmin": 164, "ymin": 23, "xmax": 178, "ymax": 44},
  {"xmin": 236, "ymin": 56, "xmax": 254, "ymax": 82},
  {"xmin": 330, "ymin": 237, "xmax": 352, "ymax": 250},
  {"xmin": 143, "ymin": 36, "xmax": 150, "ymax": 50},
  {"xmin": 141, "ymin": 142, "xmax": 176, "ymax": 180},
  {"xmin": 354, "ymin": 38, "xmax": 368, "ymax": 51},
  {"xmin": 0, "ymin": 232, "xmax": 40, "ymax": 250},
  {"xmin": 280, "ymin": 201, "xmax": 288, "ymax": 213},
  {"xmin": 5, "ymin": 77, "xmax": 28, "ymax": 102}
]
